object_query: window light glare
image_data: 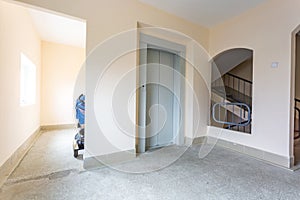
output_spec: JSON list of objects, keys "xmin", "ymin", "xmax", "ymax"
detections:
[{"xmin": 20, "ymin": 53, "xmax": 36, "ymax": 106}]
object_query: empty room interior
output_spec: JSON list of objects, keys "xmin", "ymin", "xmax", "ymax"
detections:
[{"xmin": 1, "ymin": 0, "xmax": 300, "ymax": 199}]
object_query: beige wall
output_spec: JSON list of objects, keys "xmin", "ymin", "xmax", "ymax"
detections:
[
  {"xmin": 0, "ymin": 1, "xmax": 41, "ymax": 167},
  {"xmin": 41, "ymin": 41, "xmax": 85, "ymax": 126},
  {"xmin": 209, "ymin": 0, "xmax": 300, "ymax": 161},
  {"xmin": 12, "ymin": 0, "xmax": 300, "ymax": 167},
  {"xmin": 13, "ymin": 0, "xmax": 210, "ymax": 158}
]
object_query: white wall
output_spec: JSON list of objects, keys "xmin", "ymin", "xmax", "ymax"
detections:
[
  {"xmin": 41, "ymin": 41, "xmax": 85, "ymax": 126},
  {"xmin": 209, "ymin": 0, "xmax": 300, "ymax": 161},
  {"xmin": 190, "ymin": 41, "xmax": 211, "ymax": 139},
  {"xmin": 87, "ymin": 35, "xmax": 138, "ymax": 156},
  {"xmin": 0, "ymin": 0, "xmax": 41, "ymax": 167}
]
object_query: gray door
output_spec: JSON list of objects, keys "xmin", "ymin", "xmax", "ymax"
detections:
[{"xmin": 146, "ymin": 48, "xmax": 175, "ymax": 149}]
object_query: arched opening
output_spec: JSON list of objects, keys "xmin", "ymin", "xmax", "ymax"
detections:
[{"xmin": 210, "ymin": 48, "xmax": 253, "ymax": 134}]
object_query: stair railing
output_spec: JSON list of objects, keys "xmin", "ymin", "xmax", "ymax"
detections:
[
  {"xmin": 211, "ymin": 73, "xmax": 252, "ymax": 104},
  {"xmin": 224, "ymin": 73, "xmax": 252, "ymax": 99},
  {"xmin": 211, "ymin": 73, "xmax": 253, "ymax": 133},
  {"xmin": 212, "ymin": 102, "xmax": 251, "ymax": 127},
  {"xmin": 295, "ymin": 98, "xmax": 300, "ymax": 139}
]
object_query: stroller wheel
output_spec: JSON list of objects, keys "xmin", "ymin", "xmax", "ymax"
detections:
[{"xmin": 74, "ymin": 149, "xmax": 79, "ymax": 158}]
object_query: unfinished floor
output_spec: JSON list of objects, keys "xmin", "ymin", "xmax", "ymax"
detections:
[
  {"xmin": 1, "ymin": 129, "xmax": 300, "ymax": 200},
  {"xmin": 294, "ymin": 138, "xmax": 300, "ymax": 167}
]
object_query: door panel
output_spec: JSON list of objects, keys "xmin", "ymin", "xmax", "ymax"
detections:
[
  {"xmin": 157, "ymin": 85, "xmax": 173, "ymax": 146},
  {"xmin": 146, "ymin": 49, "xmax": 159, "ymax": 148},
  {"xmin": 146, "ymin": 48, "xmax": 175, "ymax": 149}
]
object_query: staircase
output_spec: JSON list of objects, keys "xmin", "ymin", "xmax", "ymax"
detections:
[
  {"xmin": 211, "ymin": 48, "xmax": 253, "ymax": 81},
  {"xmin": 211, "ymin": 73, "xmax": 252, "ymax": 134}
]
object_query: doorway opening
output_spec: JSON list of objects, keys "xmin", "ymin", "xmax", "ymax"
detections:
[
  {"xmin": 292, "ymin": 28, "xmax": 300, "ymax": 168},
  {"xmin": 137, "ymin": 34, "xmax": 186, "ymax": 153},
  {"xmin": 0, "ymin": 0, "xmax": 87, "ymax": 186},
  {"xmin": 145, "ymin": 48, "xmax": 178, "ymax": 150},
  {"xmin": 10, "ymin": 1, "xmax": 86, "ymax": 158}
]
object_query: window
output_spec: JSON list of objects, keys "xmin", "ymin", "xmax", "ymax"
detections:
[{"xmin": 20, "ymin": 53, "xmax": 36, "ymax": 106}]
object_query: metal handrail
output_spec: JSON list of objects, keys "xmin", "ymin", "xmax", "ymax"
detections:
[
  {"xmin": 211, "ymin": 73, "xmax": 253, "ymax": 133},
  {"xmin": 212, "ymin": 73, "xmax": 253, "ymax": 101},
  {"xmin": 227, "ymin": 73, "xmax": 253, "ymax": 84},
  {"xmin": 225, "ymin": 119, "xmax": 251, "ymax": 130},
  {"xmin": 212, "ymin": 102, "xmax": 251, "ymax": 127}
]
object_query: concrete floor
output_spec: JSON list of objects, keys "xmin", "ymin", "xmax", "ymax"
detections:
[{"xmin": 1, "ymin": 129, "xmax": 300, "ymax": 200}]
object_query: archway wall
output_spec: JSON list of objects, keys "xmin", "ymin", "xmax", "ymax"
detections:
[{"xmin": 209, "ymin": 0, "xmax": 300, "ymax": 167}]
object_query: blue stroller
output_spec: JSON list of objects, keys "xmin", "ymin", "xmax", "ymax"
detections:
[{"xmin": 73, "ymin": 94, "xmax": 85, "ymax": 158}]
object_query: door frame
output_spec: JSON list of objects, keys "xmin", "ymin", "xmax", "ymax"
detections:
[
  {"xmin": 291, "ymin": 26, "xmax": 300, "ymax": 167},
  {"xmin": 137, "ymin": 33, "xmax": 186, "ymax": 153}
]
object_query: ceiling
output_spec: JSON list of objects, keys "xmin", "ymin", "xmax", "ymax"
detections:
[
  {"xmin": 26, "ymin": 0, "xmax": 266, "ymax": 48},
  {"xmin": 28, "ymin": 8, "xmax": 86, "ymax": 48},
  {"xmin": 139, "ymin": 0, "xmax": 267, "ymax": 27}
]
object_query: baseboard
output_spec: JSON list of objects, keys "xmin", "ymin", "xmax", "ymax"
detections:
[
  {"xmin": 41, "ymin": 124, "xmax": 75, "ymax": 131},
  {"xmin": 185, "ymin": 136, "xmax": 206, "ymax": 146},
  {"xmin": 191, "ymin": 136, "xmax": 291, "ymax": 169},
  {"xmin": 0, "ymin": 127, "xmax": 41, "ymax": 188},
  {"xmin": 84, "ymin": 149, "xmax": 136, "ymax": 170}
]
